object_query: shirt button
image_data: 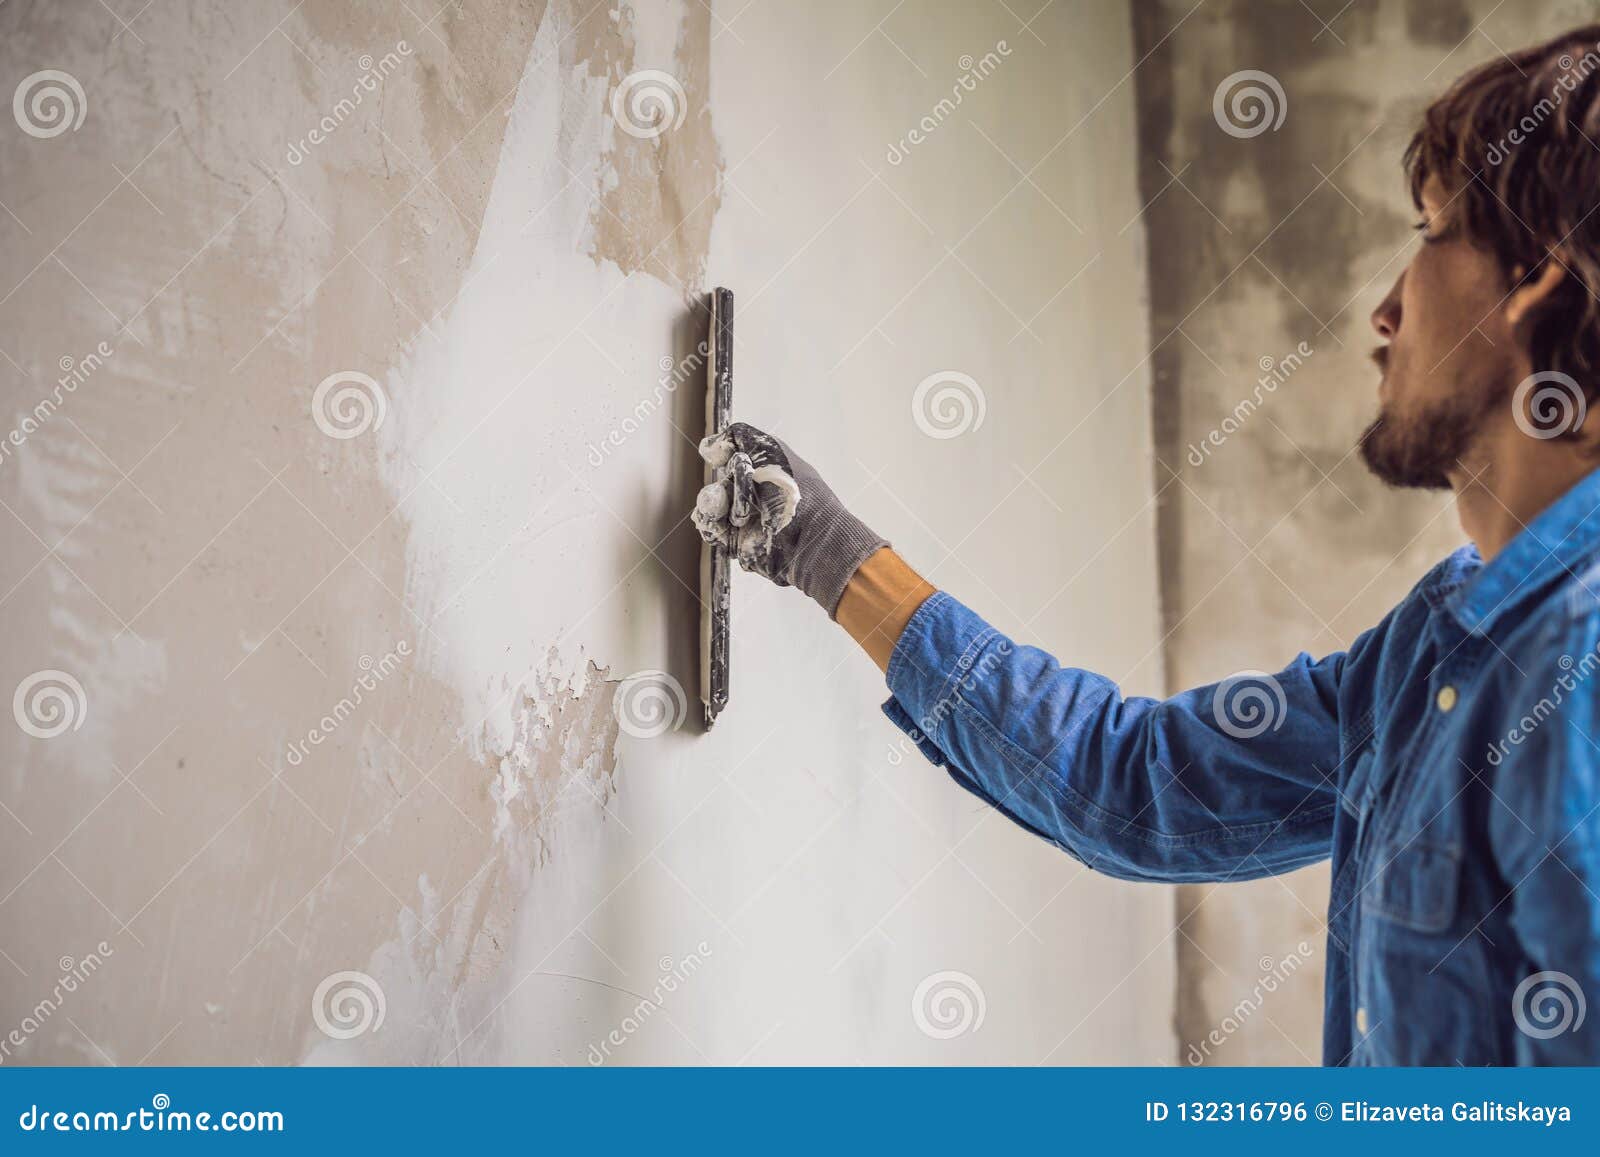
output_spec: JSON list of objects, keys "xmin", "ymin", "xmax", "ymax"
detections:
[
  {"xmin": 1436, "ymin": 685, "xmax": 1458, "ymax": 713},
  {"xmin": 1356, "ymin": 1007, "xmax": 1369, "ymax": 1034}
]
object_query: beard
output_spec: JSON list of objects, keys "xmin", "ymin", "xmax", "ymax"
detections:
[{"xmin": 1358, "ymin": 378, "xmax": 1501, "ymax": 490}]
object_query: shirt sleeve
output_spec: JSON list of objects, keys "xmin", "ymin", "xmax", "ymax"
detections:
[
  {"xmin": 883, "ymin": 592, "xmax": 1342, "ymax": 883},
  {"xmin": 1487, "ymin": 643, "xmax": 1600, "ymax": 1065}
]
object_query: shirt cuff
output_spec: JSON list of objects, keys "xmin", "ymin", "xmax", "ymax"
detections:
[
  {"xmin": 879, "ymin": 590, "xmax": 998, "ymax": 765},
  {"xmin": 880, "ymin": 697, "xmax": 947, "ymax": 766}
]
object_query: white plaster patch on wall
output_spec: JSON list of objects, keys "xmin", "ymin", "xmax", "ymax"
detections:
[
  {"xmin": 329, "ymin": 0, "xmax": 701, "ymax": 1063},
  {"xmin": 377, "ymin": 3, "xmax": 694, "ymax": 767}
]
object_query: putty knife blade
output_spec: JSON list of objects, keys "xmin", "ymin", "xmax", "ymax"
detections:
[{"xmin": 700, "ymin": 287, "xmax": 733, "ymax": 727}]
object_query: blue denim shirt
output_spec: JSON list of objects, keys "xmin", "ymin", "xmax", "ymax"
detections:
[{"xmin": 884, "ymin": 469, "xmax": 1600, "ymax": 1065}]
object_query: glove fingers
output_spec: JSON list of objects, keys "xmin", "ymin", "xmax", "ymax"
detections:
[
  {"xmin": 750, "ymin": 464, "xmax": 800, "ymax": 533},
  {"xmin": 701, "ymin": 424, "xmax": 794, "ymax": 473},
  {"xmin": 727, "ymin": 453, "xmax": 756, "ymax": 527},
  {"xmin": 692, "ymin": 424, "xmax": 802, "ymax": 587},
  {"xmin": 727, "ymin": 422, "xmax": 788, "ymax": 471},
  {"xmin": 733, "ymin": 527, "xmax": 791, "ymax": 585},
  {"xmin": 694, "ymin": 477, "xmax": 729, "ymax": 519},
  {"xmin": 699, "ymin": 520, "xmax": 735, "ymax": 550},
  {"xmin": 691, "ymin": 480, "xmax": 733, "ymax": 547},
  {"xmin": 697, "ymin": 430, "xmax": 737, "ymax": 468}
]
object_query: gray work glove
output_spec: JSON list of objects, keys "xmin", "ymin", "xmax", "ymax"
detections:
[{"xmin": 692, "ymin": 422, "xmax": 888, "ymax": 618}]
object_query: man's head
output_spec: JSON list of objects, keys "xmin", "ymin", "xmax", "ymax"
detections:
[{"xmin": 1362, "ymin": 25, "xmax": 1600, "ymax": 490}]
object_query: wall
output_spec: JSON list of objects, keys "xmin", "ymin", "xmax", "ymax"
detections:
[
  {"xmin": 1131, "ymin": 0, "xmax": 1594, "ymax": 1064},
  {"xmin": 1, "ymin": 0, "xmax": 1172, "ymax": 1064}
]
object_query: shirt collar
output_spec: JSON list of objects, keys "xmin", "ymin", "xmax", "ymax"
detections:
[{"xmin": 1444, "ymin": 464, "xmax": 1600, "ymax": 634}]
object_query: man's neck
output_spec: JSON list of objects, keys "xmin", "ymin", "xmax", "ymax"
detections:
[{"xmin": 1453, "ymin": 420, "xmax": 1599, "ymax": 561}]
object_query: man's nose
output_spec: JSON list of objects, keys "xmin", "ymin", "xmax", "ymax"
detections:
[{"xmin": 1371, "ymin": 272, "xmax": 1403, "ymax": 339}]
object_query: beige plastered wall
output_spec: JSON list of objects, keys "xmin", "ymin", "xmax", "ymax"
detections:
[{"xmin": 0, "ymin": 0, "xmax": 1173, "ymax": 1064}]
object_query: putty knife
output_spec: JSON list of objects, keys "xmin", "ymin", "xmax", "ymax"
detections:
[{"xmin": 700, "ymin": 287, "xmax": 733, "ymax": 727}]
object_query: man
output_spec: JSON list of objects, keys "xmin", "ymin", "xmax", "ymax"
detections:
[{"xmin": 692, "ymin": 27, "xmax": 1600, "ymax": 1065}]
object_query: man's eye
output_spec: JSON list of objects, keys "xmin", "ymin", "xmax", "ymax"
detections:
[{"xmin": 1412, "ymin": 220, "xmax": 1446, "ymax": 244}]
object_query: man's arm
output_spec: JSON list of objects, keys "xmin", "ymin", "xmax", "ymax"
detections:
[
  {"xmin": 877, "ymin": 577, "xmax": 1341, "ymax": 882},
  {"xmin": 694, "ymin": 425, "xmax": 1343, "ymax": 883}
]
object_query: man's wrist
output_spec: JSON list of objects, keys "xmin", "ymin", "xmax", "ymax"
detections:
[
  {"xmin": 836, "ymin": 548, "xmax": 937, "ymax": 672},
  {"xmin": 796, "ymin": 509, "xmax": 890, "ymax": 618}
]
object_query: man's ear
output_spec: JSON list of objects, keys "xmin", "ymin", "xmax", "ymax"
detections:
[{"xmin": 1506, "ymin": 254, "xmax": 1567, "ymax": 326}]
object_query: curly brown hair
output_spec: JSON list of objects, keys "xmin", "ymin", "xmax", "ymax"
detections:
[{"xmin": 1405, "ymin": 24, "xmax": 1600, "ymax": 405}]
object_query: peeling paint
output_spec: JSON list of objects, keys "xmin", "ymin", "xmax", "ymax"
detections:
[
  {"xmin": 582, "ymin": 0, "xmax": 723, "ymax": 289},
  {"xmin": 491, "ymin": 656, "xmax": 619, "ymax": 844}
]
